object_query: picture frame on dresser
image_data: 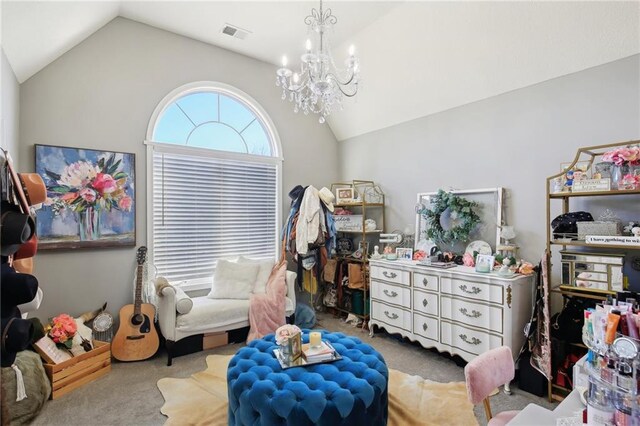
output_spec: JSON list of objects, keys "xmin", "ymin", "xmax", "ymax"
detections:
[
  {"xmin": 396, "ymin": 248, "xmax": 413, "ymax": 261},
  {"xmin": 414, "ymin": 188, "xmax": 504, "ymax": 254}
]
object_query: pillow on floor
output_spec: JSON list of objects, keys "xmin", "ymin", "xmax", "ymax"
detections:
[
  {"xmin": 207, "ymin": 260, "xmax": 259, "ymax": 300},
  {"xmin": 237, "ymin": 256, "xmax": 275, "ymax": 294}
]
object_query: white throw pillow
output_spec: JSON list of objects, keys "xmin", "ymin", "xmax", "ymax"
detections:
[
  {"xmin": 174, "ymin": 287, "xmax": 193, "ymax": 314},
  {"xmin": 237, "ymin": 256, "xmax": 275, "ymax": 294},
  {"xmin": 207, "ymin": 259, "xmax": 259, "ymax": 300}
]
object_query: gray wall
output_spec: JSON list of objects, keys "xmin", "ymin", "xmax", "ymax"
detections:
[
  {"xmin": 1, "ymin": 48, "xmax": 20, "ymax": 162},
  {"xmin": 19, "ymin": 18, "xmax": 339, "ymax": 321},
  {"xmin": 339, "ymin": 55, "xmax": 640, "ymax": 263}
]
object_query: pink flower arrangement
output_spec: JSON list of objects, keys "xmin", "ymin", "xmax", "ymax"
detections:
[
  {"xmin": 413, "ymin": 250, "xmax": 427, "ymax": 261},
  {"xmin": 275, "ymin": 324, "xmax": 301, "ymax": 345},
  {"xmin": 517, "ymin": 261, "xmax": 535, "ymax": 275},
  {"xmin": 601, "ymin": 146, "xmax": 640, "ymax": 166},
  {"xmin": 47, "ymin": 314, "xmax": 77, "ymax": 349},
  {"xmin": 45, "ymin": 153, "xmax": 132, "ymax": 215},
  {"xmin": 620, "ymin": 174, "xmax": 640, "ymax": 190}
]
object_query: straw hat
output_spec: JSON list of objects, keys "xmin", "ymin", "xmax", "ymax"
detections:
[{"xmin": 318, "ymin": 187, "xmax": 335, "ymax": 212}]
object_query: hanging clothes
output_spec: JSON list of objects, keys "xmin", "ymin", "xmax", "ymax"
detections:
[
  {"xmin": 324, "ymin": 208, "xmax": 336, "ymax": 256},
  {"xmin": 296, "ymin": 185, "xmax": 321, "ymax": 255}
]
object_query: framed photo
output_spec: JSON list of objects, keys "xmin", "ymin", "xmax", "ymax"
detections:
[
  {"xmin": 287, "ymin": 332, "xmax": 302, "ymax": 360},
  {"xmin": 396, "ymin": 247, "xmax": 413, "ymax": 261},
  {"xmin": 475, "ymin": 254, "xmax": 495, "ymax": 273},
  {"xmin": 336, "ymin": 187, "xmax": 355, "ymax": 204},
  {"xmin": 35, "ymin": 144, "xmax": 135, "ymax": 250}
]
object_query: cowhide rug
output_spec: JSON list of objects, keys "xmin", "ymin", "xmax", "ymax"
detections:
[{"xmin": 158, "ymin": 355, "xmax": 478, "ymax": 426}]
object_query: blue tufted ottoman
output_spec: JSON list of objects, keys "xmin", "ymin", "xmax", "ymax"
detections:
[{"xmin": 227, "ymin": 330, "xmax": 388, "ymax": 425}]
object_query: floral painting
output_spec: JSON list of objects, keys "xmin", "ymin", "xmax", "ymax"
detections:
[{"xmin": 35, "ymin": 144, "xmax": 135, "ymax": 249}]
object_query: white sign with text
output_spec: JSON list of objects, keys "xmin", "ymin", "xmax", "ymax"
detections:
[
  {"xmin": 572, "ymin": 179, "xmax": 611, "ymax": 192},
  {"xmin": 585, "ymin": 235, "xmax": 640, "ymax": 246}
]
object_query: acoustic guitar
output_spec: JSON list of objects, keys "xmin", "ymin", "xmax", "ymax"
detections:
[{"xmin": 112, "ymin": 246, "xmax": 159, "ymax": 361}]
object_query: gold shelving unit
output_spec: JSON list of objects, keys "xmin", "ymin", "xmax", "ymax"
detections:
[
  {"xmin": 329, "ymin": 180, "xmax": 386, "ymax": 321},
  {"xmin": 545, "ymin": 139, "xmax": 640, "ymax": 401}
]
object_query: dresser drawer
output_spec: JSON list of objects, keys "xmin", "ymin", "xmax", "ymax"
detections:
[
  {"xmin": 441, "ymin": 296, "xmax": 503, "ymax": 334},
  {"xmin": 371, "ymin": 301, "xmax": 412, "ymax": 332},
  {"xmin": 412, "ymin": 289, "xmax": 438, "ymax": 317},
  {"xmin": 413, "ymin": 271, "xmax": 438, "ymax": 292},
  {"xmin": 370, "ymin": 265, "xmax": 410, "ymax": 286},
  {"xmin": 413, "ymin": 313, "xmax": 438, "ymax": 342},
  {"xmin": 371, "ymin": 281, "xmax": 411, "ymax": 309},
  {"xmin": 440, "ymin": 321, "xmax": 503, "ymax": 357},
  {"xmin": 441, "ymin": 277, "xmax": 503, "ymax": 305}
]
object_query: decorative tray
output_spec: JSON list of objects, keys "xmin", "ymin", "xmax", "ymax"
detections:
[
  {"xmin": 416, "ymin": 261, "xmax": 457, "ymax": 269},
  {"xmin": 273, "ymin": 345, "xmax": 342, "ymax": 369}
]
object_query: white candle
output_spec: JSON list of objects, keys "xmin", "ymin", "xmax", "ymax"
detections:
[{"xmin": 309, "ymin": 332, "xmax": 321, "ymax": 348}]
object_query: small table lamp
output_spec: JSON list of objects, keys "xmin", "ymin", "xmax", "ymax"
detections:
[
  {"xmin": 500, "ymin": 226, "xmax": 516, "ymax": 245},
  {"xmin": 497, "ymin": 226, "xmax": 518, "ymax": 257}
]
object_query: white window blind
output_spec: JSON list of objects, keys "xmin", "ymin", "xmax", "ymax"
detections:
[{"xmin": 152, "ymin": 149, "xmax": 277, "ymax": 283}]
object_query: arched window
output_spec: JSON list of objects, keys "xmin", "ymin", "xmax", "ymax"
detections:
[{"xmin": 146, "ymin": 82, "xmax": 282, "ymax": 288}]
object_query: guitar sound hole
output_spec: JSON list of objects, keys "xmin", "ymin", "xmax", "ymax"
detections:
[{"xmin": 131, "ymin": 314, "xmax": 144, "ymax": 326}]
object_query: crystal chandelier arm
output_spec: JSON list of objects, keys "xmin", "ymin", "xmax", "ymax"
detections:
[{"xmin": 325, "ymin": 72, "xmax": 358, "ymax": 97}]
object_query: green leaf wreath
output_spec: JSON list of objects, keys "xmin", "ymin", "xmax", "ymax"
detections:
[{"xmin": 419, "ymin": 190, "xmax": 481, "ymax": 245}]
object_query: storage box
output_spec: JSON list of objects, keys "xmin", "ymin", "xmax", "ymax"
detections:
[
  {"xmin": 576, "ymin": 221, "xmax": 620, "ymax": 240},
  {"xmin": 334, "ymin": 215, "xmax": 363, "ymax": 231},
  {"xmin": 203, "ymin": 332, "xmax": 228, "ymax": 350},
  {"xmin": 44, "ymin": 340, "xmax": 111, "ymax": 399}
]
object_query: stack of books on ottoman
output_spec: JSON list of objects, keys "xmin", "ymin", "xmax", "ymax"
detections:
[{"xmin": 302, "ymin": 341, "xmax": 339, "ymax": 363}]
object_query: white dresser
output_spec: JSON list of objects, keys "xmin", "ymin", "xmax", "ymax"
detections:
[{"xmin": 369, "ymin": 259, "xmax": 534, "ymax": 362}]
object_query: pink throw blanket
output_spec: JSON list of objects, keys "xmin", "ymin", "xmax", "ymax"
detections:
[{"xmin": 247, "ymin": 261, "xmax": 287, "ymax": 343}]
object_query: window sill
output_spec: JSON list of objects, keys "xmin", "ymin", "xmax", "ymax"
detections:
[{"xmin": 174, "ymin": 281, "xmax": 211, "ymax": 293}]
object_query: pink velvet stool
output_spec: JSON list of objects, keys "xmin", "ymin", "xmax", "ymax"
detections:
[{"xmin": 464, "ymin": 346, "xmax": 520, "ymax": 426}]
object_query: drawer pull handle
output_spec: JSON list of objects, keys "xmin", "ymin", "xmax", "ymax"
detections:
[
  {"xmin": 459, "ymin": 334, "xmax": 481, "ymax": 346},
  {"xmin": 459, "ymin": 284, "xmax": 481, "ymax": 294},
  {"xmin": 384, "ymin": 311, "xmax": 398, "ymax": 320},
  {"xmin": 459, "ymin": 308, "xmax": 481, "ymax": 318},
  {"xmin": 383, "ymin": 289, "xmax": 398, "ymax": 298},
  {"xmin": 422, "ymin": 278, "xmax": 429, "ymax": 286},
  {"xmin": 383, "ymin": 271, "xmax": 397, "ymax": 279},
  {"xmin": 422, "ymin": 323, "xmax": 428, "ymax": 331},
  {"xmin": 422, "ymin": 299, "xmax": 428, "ymax": 307}
]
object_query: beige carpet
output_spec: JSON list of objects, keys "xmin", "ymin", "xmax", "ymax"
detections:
[{"xmin": 158, "ymin": 354, "xmax": 478, "ymax": 426}]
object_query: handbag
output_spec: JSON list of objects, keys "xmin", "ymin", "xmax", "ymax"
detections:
[
  {"xmin": 323, "ymin": 259, "xmax": 338, "ymax": 284},
  {"xmin": 347, "ymin": 263, "xmax": 365, "ymax": 289},
  {"xmin": 551, "ymin": 297, "xmax": 594, "ymax": 343},
  {"xmin": 323, "ymin": 286, "xmax": 337, "ymax": 307}
]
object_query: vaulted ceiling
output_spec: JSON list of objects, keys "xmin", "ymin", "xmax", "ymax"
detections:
[{"xmin": 2, "ymin": 1, "xmax": 639, "ymax": 140}]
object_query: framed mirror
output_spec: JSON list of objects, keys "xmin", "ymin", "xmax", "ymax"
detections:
[{"xmin": 414, "ymin": 187, "xmax": 504, "ymax": 254}]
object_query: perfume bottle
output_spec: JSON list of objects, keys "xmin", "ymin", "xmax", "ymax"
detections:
[
  {"xmin": 600, "ymin": 351, "xmax": 617, "ymax": 385},
  {"xmin": 616, "ymin": 360, "xmax": 634, "ymax": 392}
]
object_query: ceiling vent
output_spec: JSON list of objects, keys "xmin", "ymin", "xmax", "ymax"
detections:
[{"xmin": 221, "ymin": 24, "xmax": 251, "ymax": 40}]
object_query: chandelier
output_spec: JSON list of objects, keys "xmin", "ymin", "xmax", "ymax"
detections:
[{"xmin": 276, "ymin": 0, "xmax": 360, "ymax": 123}]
